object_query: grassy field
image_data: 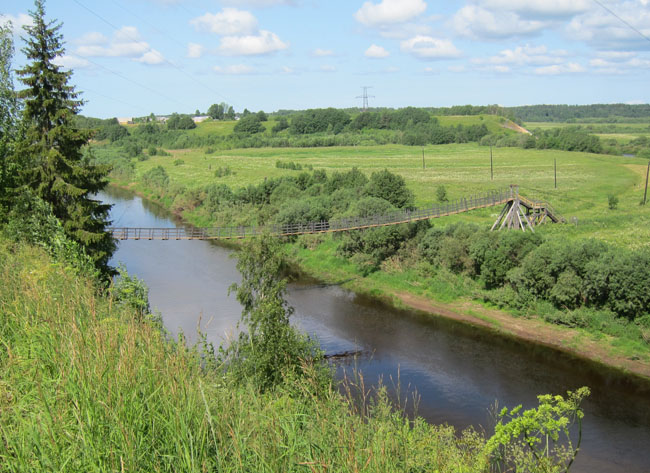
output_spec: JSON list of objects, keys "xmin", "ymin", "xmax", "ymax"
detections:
[
  {"xmin": 525, "ymin": 121, "xmax": 650, "ymax": 145},
  {"xmin": 436, "ymin": 114, "xmax": 507, "ymax": 133},
  {"xmin": 125, "ymin": 143, "xmax": 650, "ymax": 248}
]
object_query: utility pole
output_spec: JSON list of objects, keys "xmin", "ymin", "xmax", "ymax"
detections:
[
  {"xmin": 643, "ymin": 161, "xmax": 650, "ymax": 205},
  {"xmin": 356, "ymin": 86, "xmax": 374, "ymax": 111},
  {"xmin": 490, "ymin": 145, "xmax": 493, "ymax": 180}
]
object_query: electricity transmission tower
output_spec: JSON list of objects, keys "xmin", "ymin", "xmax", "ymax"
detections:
[{"xmin": 356, "ymin": 86, "xmax": 374, "ymax": 111}]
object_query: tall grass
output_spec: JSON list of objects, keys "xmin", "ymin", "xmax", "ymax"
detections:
[{"xmin": 0, "ymin": 238, "xmax": 489, "ymax": 472}]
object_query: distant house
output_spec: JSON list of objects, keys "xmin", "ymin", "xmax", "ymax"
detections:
[
  {"xmin": 155, "ymin": 116, "xmax": 169, "ymax": 123},
  {"xmin": 192, "ymin": 115, "xmax": 210, "ymax": 123},
  {"xmin": 117, "ymin": 117, "xmax": 134, "ymax": 125}
]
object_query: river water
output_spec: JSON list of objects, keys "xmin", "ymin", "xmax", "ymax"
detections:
[{"xmin": 100, "ymin": 186, "xmax": 650, "ymax": 473}]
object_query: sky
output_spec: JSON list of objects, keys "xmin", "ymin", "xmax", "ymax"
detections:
[{"xmin": 2, "ymin": 0, "xmax": 650, "ymax": 118}]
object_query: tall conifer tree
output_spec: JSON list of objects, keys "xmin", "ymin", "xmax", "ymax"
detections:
[
  {"xmin": 0, "ymin": 22, "xmax": 18, "ymax": 219},
  {"xmin": 15, "ymin": 0, "xmax": 115, "ymax": 274}
]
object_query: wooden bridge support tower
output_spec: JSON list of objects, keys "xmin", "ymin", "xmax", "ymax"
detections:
[
  {"xmin": 491, "ymin": 186, "xmax": 534, "ymax": 232},
  {"xmin": 491, "ymin": 185, "xmax": 564, "ymax": 232}
]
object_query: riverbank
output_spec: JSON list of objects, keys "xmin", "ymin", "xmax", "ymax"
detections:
[
  {"xmin": 287, "ymin": 243, "xmax": 650, "ymax": 383},
  {"xmin": 108, "ymin": 182, "xmax": 650, "ymax": 383}
]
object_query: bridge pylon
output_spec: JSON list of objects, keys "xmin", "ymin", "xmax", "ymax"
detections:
[{"xmin": 491, "ymin": 185, "xmax": 564, "ymax": 232}]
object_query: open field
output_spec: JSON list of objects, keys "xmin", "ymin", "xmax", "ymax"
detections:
[
  {"xmin": 123, "ymin": 143, "xmax": 650, "ymax": 248},
  {"xmin": 436, "ymin": 114, "xmax": 508, "ymax": 133},
  {"xmin": 526, "ymin": 121, "xmax": 650, "ymax": 144}
]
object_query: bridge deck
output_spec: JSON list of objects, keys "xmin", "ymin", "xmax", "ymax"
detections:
[{"xmin": 108, "ymin": 187, "xmax": 562, "ymax": 241}]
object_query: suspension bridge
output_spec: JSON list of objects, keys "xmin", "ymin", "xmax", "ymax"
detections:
[{"xmin": 108, "ymin": 185, "xmax": 564, "ymax": 241}]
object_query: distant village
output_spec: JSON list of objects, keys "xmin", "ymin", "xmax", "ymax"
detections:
[{"xmin": 117, "ymin": 114, "xmax": 213, "ymax": 125}]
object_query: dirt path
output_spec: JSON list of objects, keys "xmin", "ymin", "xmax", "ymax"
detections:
[
  {"xmin": 394, "ymin": 291, "xmax": 650, "ymax": 380},
  {"xmin": 501, "ymin": 120, "xmax": 532, "ymax": 135}
]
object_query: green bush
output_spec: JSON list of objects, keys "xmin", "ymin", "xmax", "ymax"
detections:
[
  {"xmin": 608, "ymin": 194, "xmax": 619, "ymax": 210},
  {"xmin": 234, "ymin": 114, "xmax": 264, "ymax": 135},
  {"xmin": 214, "ymin": 166, "xmax": 233, "ymax": 178},
  {"xmin": 436, "ymin": 185, "xmax": 448, "ymax": 203},
  {"xmin": 166, "ymin": 113, "xmax": 196, "ymax": 130},
  {"xmin": 470, "ymin": 231, "xmax": 542, "ymax": 289},
  {"xmin": 364, "ymin": 169, "xmax": 413, "ymax": 209},
  {"xmin": 141, "ymin": 165, "xmax": 169, "ymax": 189}
]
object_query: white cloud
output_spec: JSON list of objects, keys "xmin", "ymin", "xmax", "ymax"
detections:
[
  {"xmin": 136, "ymin": 49, "xmax": 165, "ymax": 65},
  {"xmin": 190, "ymin": 8, "xmax": 258, "ymax": 35},
  {"xmin": 312, "ymin": 48, "xmax": 334, "ymax": 57},
  {"xmin": 534, "ymin": 62, "xmax": 585, "ymax": 75},
  {"xmin": 566, "ymin": 3, "xmax": 650, "ymax": 50},
  {"xmin": 589, "ymin": 52, "xmax": 650, "ymax": 74},
  {"xmin": 448, "ymin": 65, "xmax": 466, "ymax": 72},
  {"xmin": 218, "ymin": 30, "xmax": 288, "ymax": 55},
  {"xmin": 187, "ymin": 42, "xmax": 204, "ymax": 58},
  {"xmin": 473, "ymin": 44, "xmax": 567, "ymax": 67},
  {"xmin": 74, "ymin": 31, "xmax": 108, "ymax": 45},
  {"xmin": 0, "ymin": 13, "xmax": 32, "ymax": 34},
  {"xmin": 74, "ymin": 26, "xmax": 167, "ymax": 65},
  {"xmin": 375, "ymin": 22, "xmax": 433, "ymax": 40},
  {"xmin": 400, "ymin": 35, "xmax": 461, "ymax": 59},
  {"xmin": 190, "ymin": 8, "xmax": 287, "ymax": 56},
  {"xmin": 53, "ymin": 55, "xmax": 91, "ymax": 69},
  {"xmin": 596, "ymin": 51, "xmax": 636, "ymax": 61},
  {"xmin": 320, "ymin": 64, "xmax": 336, "ymax": 72},
  {"xmin": 76, "ymin": 26, "xmax": 148, "ymax": 58},
  {"xmin": 488, "ymin": 65, "xmax": 511, "ymax": 73},
  {"xmin": 220, "ymin": 0, "xmax": 295, "ymax": 6},
  {"xmin": 281, "ymin": 65, "xmax": 295, "ymax": 74},
  {"xmin": 452, "ymin": 6, "xmax": 545, "ymax": 39},
  {"xmin": 365, "ymin": 44, "xmax": 390, "ymax": 58},
  {"xmin": 354, "ymin": 0, "xmax": 427, "ymax": 27},
  {"xmin": 213, "ymin": 64, "xmax": 255, "ymax": 74},
  {"xmin": 474, "ymin": 0, "xmax": 591, "ymax": 19}
]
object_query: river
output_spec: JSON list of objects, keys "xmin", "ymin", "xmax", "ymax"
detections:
[{"xmin": 100, "ymin": 186, "xmax": 650, "ymax": 473}]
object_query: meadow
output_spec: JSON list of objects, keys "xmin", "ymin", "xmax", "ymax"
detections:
[{"xmin": 121, "ymin": 141, "xmax": 650, "ymax": 249}]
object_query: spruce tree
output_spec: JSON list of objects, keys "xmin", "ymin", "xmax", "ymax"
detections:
[
  {"xmin": 15, "ymin": 0, "xmax": 115, "ymax": 274},
  {"xmin": 0, "ymin": 22, "xmax": 19, "ymax": 220}
]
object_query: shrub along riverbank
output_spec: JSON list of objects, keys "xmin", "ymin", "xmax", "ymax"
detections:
[{"xmin": 105, "ymin": 161, "xmax": 650, "ymax": 375}]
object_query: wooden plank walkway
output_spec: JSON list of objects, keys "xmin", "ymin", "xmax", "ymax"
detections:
[{"xmin": 108, "ymin": 187, "xmax": 563, "ymax": 241}]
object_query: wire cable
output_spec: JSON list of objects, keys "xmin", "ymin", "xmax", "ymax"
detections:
[
  {"xmin": 80, "ymin": 55, "xmax": 187, "ymax": 108},
  {"xmin": 591, "ymin": 0, "xmax": 650, "ymax": 45},
  {"xmin": 71, "ymin": 0, "xmax": 238, "ymax": 108}
]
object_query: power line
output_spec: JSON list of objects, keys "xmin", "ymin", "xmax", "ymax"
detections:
[
  {"xmin": 71, "ymin": 0, "xmax": 238, "ymax": 108},
  {"xmin": 78, "ymin": 85, "xmax": 154, "ymax": 116},
  {"xmin": 591, "ymin": 0, "xmax": 650, "ymax": 45},
  {"xmin": 80, "ymin": 55, "xmax": 187, "ymax": 108}
]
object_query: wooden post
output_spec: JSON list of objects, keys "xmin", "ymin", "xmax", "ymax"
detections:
[
  {"xmin": 554, "ymin": 158, "xmax": 557, "ymax": 189},
  {"xmin": 490, "ymin": 145, "xmax": 493, "ymax": 180},
  {"xmin": 643, "ymin": 161, "xmax": 650, "ymax": 205}
]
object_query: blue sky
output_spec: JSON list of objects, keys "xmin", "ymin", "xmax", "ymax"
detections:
[{"xmin": 2, "ymin": 0, "xmax": 650, "ymax": 118}]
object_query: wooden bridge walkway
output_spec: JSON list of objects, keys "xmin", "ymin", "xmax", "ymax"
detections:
[{"xmin": 108, "ymin": 186, "xmax": 564, "ymax": 241}]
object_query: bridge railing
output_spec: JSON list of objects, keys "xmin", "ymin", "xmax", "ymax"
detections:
[{"xmin": 109, "ymin": 187, "xmax": 515, "ymax": 240}]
